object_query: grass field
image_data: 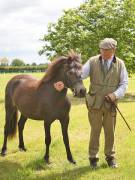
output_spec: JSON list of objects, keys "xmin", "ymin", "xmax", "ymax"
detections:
[{"xmin": 0, "ymin": 73, "xmax": 135, "ymax": 180}]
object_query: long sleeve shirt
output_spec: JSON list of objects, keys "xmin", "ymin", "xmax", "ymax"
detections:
[{"xmin": 81, "ymin": 56, "xmax": 128, "ymax": 99}]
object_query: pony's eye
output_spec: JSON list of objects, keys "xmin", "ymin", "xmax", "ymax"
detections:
[{"xmin": 75, "ymin": 63, "xmax": 82, "ymax": 70}]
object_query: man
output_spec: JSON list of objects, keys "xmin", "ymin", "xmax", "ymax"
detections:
[{"xmin": 54, "ymin": 38, "xmax": 128, "ymax": 168}]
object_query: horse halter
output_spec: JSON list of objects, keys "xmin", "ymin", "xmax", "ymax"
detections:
[{"xmin": 64, "ymin": 69, "xmax": 82, "ymax": 93}]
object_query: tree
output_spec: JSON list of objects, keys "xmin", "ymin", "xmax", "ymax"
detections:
[
  {"xmin": 31, "ymin": 62, "xmax": 37, "ymax": 66},
  {"xmin": 11, "ymin": 59, "xmax": 25, "ymax": 66},
  {"xmin": 0, "ymin": 57, "xmax": 9, "ymax": 66},
  {"xmin": 40, "ymin": 0, "xmax": 135, "ymax": 73}
]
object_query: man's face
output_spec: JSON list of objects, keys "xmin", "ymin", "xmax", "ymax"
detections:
[{"xmin": 100, "ymin": 48, "xmax": 115, "ymax": 60}]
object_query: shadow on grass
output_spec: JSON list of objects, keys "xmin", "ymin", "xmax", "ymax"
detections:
[
  {"xmin": 27, "ymin": 160, "xmax": 92, "ymax": 180},
  {"xmin": 0, "ymin": 160, "xmax": 21, "ymax": 179},
  {"xmin": 26, "ymin": 157, "xmax": 52, "ymax": 171},
  {"xmin": 42, "ymin": 165, "xmax": 91, "ymax": 180},
  {"xmin": 25, "ymin": 155, "xmax": 109, "ymax": 180},
  {"xmin": 0, "ymin": 159, "xmax": 94, "ymax": 180},
  {"xmin": 0, "ymin": 155, "xmax": 109, "ymax": 179}
]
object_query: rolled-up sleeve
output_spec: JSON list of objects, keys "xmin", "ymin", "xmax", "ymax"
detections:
[
  {"xmin": 114, "ymin": 62, "xmax": 128, "ymax": 99},
  {"xmin": 81, "ymin": 60, "xmax": 90, "ymax": 79}
]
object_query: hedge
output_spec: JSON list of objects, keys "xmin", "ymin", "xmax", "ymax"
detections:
[{"xmin": 0, "ymin": 65, "xmax": 48, "ymax": 73}]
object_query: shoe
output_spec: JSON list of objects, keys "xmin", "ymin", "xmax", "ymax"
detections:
[
  {"xmin": 89, "ymin": 157, "xmax": 99, "ymax": 169},
  {"xmin": 106, "ymin": 156, "xmax": 118, "ymax": 168}
]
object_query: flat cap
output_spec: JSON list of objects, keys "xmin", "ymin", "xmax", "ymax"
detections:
[{"xmin": 99, "ymin": 38, "xmax": 117, "ymax": 49}]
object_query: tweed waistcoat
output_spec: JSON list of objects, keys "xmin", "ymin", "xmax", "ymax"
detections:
[{"xmin": 86, "ymin": 55, "xmax": 123, "ymax": 109}]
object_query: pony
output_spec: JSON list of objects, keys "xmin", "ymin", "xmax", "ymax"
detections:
[{"xmin": 1, "ymin": 51, "xmax": 86, "ymax": 164}]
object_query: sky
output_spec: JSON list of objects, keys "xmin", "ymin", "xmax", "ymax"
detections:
[{"xmin": 0, "ymin": 0, "xmax": 84, "ymax": 64}]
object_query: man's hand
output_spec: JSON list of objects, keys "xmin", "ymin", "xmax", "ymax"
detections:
[
  {"xmin": 54, "ymin": 81, "xmax": 65, "ymax": 92},
  {"xmin": 105, "ymin": 93, "xmax": 117, "ymax": 102}
]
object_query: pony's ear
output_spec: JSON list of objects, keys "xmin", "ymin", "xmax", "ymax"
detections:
[
  {"xmin": 67, "ymin": 57, "xmax": 73, "ymax": 64},
  {"xmin": 61, "ymin": 57, "xmax": 70, "ymax": 70},
  {"xmin": 67, "ymin": 49, "xmax": 82, "ymax": 63},
  {"xmin": 67, "ymin": 49, "xmax": 76, "ymax": 64},
  {"xmin": 63, "ymin": 54, "xmax": 72, "ymax": 64}
]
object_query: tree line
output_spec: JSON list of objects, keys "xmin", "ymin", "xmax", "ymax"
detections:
[
  {"xmin": 0, "ymin": 58, "xmax": 42, "ymax": 66},
  {"xmin": 0, "ymin": 58, "xmax": 48, "ymax": 73},
  {"xmin": 39, "ymin": 0, "xmax": 135, "ymax": 74}
]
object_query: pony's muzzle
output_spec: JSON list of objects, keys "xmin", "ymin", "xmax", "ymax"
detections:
[
  {"xmin": 73, "ymin": 87, "xmax": 86, "ymax": 97},
  {"xmin": 79, "ymin": 88, "xmax": 86, "ymax": 97}
]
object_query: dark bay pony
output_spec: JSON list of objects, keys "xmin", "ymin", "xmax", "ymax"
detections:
[{"xmin": 1, "ymin": 51, "xmax": 86, "ymax": 164}]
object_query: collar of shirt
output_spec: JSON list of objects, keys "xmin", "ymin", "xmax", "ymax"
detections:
[{"xmin": 102, "ymin": 55, "xmax": 114, "ymax": 69}]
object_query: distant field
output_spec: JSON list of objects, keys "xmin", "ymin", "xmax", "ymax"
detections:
[{"xmin": 0, "ymin": 73, "xmax": 135, "ymax": 180}]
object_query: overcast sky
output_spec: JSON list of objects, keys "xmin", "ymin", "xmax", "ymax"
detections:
[{"xmin": 0, "ymin": 0, "xmax": 83, "ymax": 64}]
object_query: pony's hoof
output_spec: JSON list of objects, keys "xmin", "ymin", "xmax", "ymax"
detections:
[
  {"xmin": 45, "ymin": 159, "xmax": 51, "ymax": 164},
  {"xmin": 1, "ymin": 150, "xmax": 7, "ymax": 157},
  {"xmin": 68, "ymin": 159, "xmax": 76, "ymax": 164},
  {"xmin": 44, "ymin": 157, "xmax": 51, "ymax": 164},
  {"xmin": 19, "ymin": 147, "xmax": 27, "ymax": 152}
]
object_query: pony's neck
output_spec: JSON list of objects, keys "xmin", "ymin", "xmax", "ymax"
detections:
[
  {"xmin": 38, "ymin": 66, "xmax": 68, "ymax": 97},
  {"xmin": 52, "ymin": 68, "xmax": 66, "ymax": 83},
  {"xmin": 49, "ymin": 72, "xmax": 68, "ymax": 97},
  {"xmin": 44, "ymin": 81, "xmax": 68, "ymax": 99},
  {"xmin": 38, "ymin": 73, "xmax": 68, "ymax": 98}
]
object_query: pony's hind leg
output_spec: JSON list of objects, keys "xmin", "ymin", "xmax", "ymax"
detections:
[
  {"xmin": 60, "ymin": 115, "xmax": 76, "ymax": 164},
  {"xmin": 44, "ymin": 121, "xmax": 52, "ymax": 163},
  {"xmin": 18, "ymin": 114, "xmax": 27, "ymax": 151},
  {"xmin": 1, "ymin": 125, "xmax": 8, "ymax": 156},
  {"xmin": 1, "ymin": 104, "xmax": 18, "ymax": 156}
]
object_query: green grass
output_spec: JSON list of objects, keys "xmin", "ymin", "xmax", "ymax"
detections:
[{"xmin": 0, "ymin": 73, "xmax": 135, "ymax": 180}]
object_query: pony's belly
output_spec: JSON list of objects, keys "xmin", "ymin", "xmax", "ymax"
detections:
[
  {"xmin": 17, "ymin": 107, "xmax": 44, "ymax": 120},
  {"xmin": 16, "ymin": 98, "xmax": 69, "ymax": 121},
  {"xmin": 27, "ymin": 115, "xmax": 43, "ymax": 120}
]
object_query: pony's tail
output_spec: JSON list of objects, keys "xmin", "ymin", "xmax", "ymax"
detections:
[{"xmin": 5, "ymin": 89, "xmax": 18, "ymax": 139}]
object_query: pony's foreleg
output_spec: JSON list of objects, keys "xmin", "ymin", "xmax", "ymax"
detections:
[
  {"xmin": 60, "ymin": 115, "xmax": 76, "ymax": 164},
  {"xmin": 44, "ymin": 121, "xmax": 51, "ymax": 163},
  {"xmin": 18, "ymin": 114, "xmax": 27, "ymax": 151}
]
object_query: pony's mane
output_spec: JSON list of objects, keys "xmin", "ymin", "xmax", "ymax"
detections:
[{"xmin": 38, "ymin": 50, "xmax": 81, "ymax": 86}]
